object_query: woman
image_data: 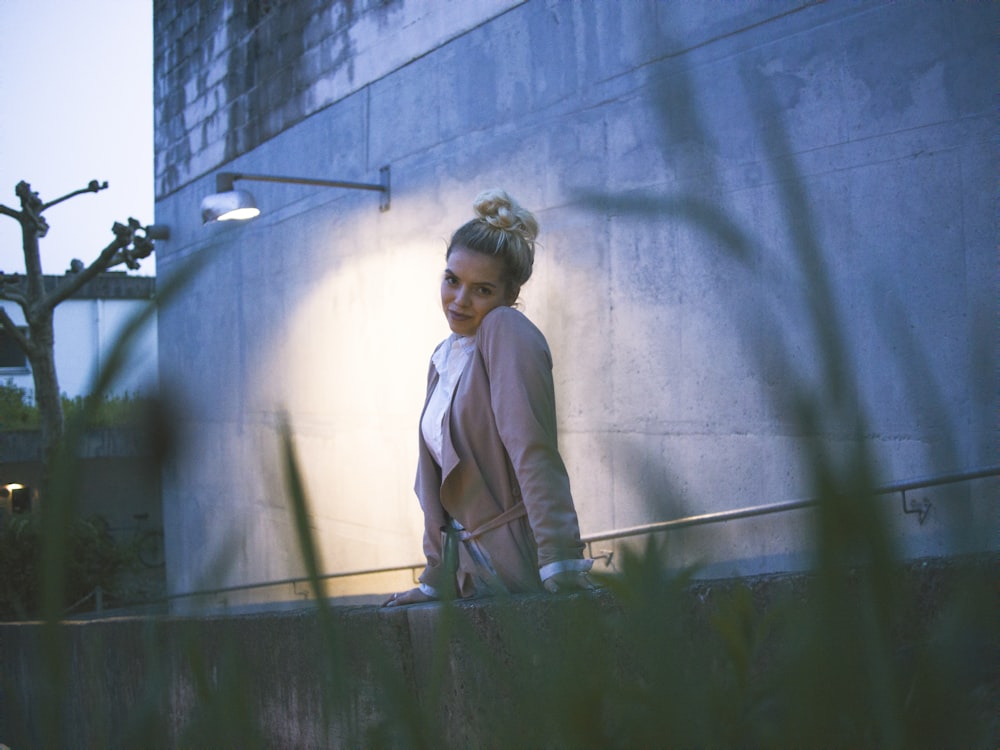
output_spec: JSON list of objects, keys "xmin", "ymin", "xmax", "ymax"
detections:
[{"xmin": 384, "ymin": 189, "xmax": 594, "ymax": 607}]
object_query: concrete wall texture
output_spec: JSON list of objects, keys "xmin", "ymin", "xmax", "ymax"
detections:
[
  {"xmin": 2, "ymin": 555, "xmax": 996, "ymax": 746},
  {"xmin": 152, "ymin": 1, "xmax": 997, "ymax": 607}
]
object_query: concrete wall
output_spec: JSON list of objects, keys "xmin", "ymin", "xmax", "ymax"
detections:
[
  {"xmin": 152, "ymin": 1, "xmax": 997, "ymax": 607},
  {"xmin": 1, "ymin": 556, "xmax": 995, "ymax": 747}
]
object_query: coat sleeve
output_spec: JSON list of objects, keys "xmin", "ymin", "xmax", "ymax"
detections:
[
  {"xmin": 477, "ymin": 307, "xmax": 585, "ymax": 567},
  {"xmin": 414, "ymin": 356, "xmax": 451, "ymax": 591}
]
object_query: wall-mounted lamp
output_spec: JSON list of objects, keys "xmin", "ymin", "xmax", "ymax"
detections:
[{"xmin": 200, "ymin": 165, "xmax": 390, "ymax": 224}]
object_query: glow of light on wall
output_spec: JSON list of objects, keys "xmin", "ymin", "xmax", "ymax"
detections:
[{"xmin": 246, "ymin": 237, "xmax": 450, "ymax": 573}]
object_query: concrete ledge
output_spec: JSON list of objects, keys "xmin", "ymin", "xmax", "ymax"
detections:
[{"xmin": 1, "ymin": 555, "xmax": 996, "ymax": 747}]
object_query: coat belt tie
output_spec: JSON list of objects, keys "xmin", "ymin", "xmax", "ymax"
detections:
[{"xmin": 456, "ymin": 502, "xmax": 527, "ymax": 542}]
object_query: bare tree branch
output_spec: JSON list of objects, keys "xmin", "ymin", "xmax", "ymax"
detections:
[
  {"xmin": 0, "ymin": 274, "xmax": 29, "ymax": 308},
  {"xmin": 0, "ymin": 305, "xmax": 36, "ymax": 358},
  {"xmin": 108, "ymin": 220, "xmax": 156, "ymax": 271},
  {"xmin": 40, "ymin": 223, "xmax": 134, "ymax": 309},
  {"xmin": 0, "ymin": 203, "xmax": 21, "ymax": 222},
  {"xmin": 41, "ymin": 179, "xmax": 108, "ymax": 212}
]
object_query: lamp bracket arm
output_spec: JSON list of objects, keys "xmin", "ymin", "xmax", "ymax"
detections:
[
  {"xmin": 226, "ymin": 172, "xmax": 386, "ymax": 193},
  {"xmin": 210, "ymin": 165, "xmax": 390, "ymax": 213}
]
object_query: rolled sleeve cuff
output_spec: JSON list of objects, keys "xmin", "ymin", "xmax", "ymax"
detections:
[
  {"xmin": 539, "ymin": 558, "xmax": 593, "ymax": 581},
  {"xmin": 418, "ymin": 582, "xmax": 439, "ymax": 598}
]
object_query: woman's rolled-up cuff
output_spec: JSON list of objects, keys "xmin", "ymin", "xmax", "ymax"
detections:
[
  {"xmin": 539, "ymin": 558, "xmax": 593, "ymax": 581},
  {"xmin": 418, "ymin": 582, "xmax": 439, "ymax": 598}
]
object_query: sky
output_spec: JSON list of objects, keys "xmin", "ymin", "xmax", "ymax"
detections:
[{"xmin": 0, "ymin": 0, "xmax": 154, "ymax": 277}]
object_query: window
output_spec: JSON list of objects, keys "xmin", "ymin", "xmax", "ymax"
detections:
[{"xmin": 0, "ymin": 327, "xmax": 29, "ymax": 371}]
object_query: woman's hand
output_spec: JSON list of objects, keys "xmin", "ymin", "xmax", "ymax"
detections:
[
  {"xmin": 382, "ymin": 586, "xmax": 435, "ymax": 607},
  {"xmin": 542, "ymin": 571, "xmax": 601, "ymax": 594}
]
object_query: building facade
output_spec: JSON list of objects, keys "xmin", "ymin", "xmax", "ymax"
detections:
[
  {"xmin": 0, "ymin": 272, "xmax": 157, "ymax": 401},
  {"xmin": 152, "ymin": 1, "xmax": 997, "ymax": 608}
]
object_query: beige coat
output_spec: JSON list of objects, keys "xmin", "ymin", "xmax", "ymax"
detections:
[{"xmin": 415, "ymin": 306, "xmax": 586, "ymax": 597}]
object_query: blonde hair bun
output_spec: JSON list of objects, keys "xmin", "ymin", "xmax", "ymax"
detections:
[
  {"xmin": 448, "ymin": 188, "xmax": 539, "ymax": 291},
  {"xmin": 473, "ymin": 189, "xmax": 539, "ymax": 244}
]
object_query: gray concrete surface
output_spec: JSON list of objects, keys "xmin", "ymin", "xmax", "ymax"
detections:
[
  {"xmin": 151, "ymin": 1, "xmax": 997, "ymax": 606},
  {"xmin": 0, "ymin": 554, "xmax": 995, "ymax": 747}
]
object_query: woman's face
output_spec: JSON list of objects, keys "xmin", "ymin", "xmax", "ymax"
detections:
[{"xmin": 441, "ymin": 246, "xmax": 514, "ymax": 336}]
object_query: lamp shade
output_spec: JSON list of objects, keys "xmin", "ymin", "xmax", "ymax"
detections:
[{"xmin": 200, "ymin": 189, "xmax": 261, "ymax": 223}]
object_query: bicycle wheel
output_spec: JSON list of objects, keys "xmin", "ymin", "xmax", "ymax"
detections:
[{"xmin": 136, "ymin": 530, "xmax": 165, "ymax": 568}]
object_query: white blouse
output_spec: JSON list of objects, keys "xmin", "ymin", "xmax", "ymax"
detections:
[{"xmin": 420, "ymin": 334, "xmax": 476, "ymax": 467}]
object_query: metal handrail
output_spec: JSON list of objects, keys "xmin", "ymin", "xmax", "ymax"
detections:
[
  {"xmin": 162, "ymin": 562, "xmax": 423, "ymax": 603},
  {"xmin": 581, "ymin": 464, "xmax": 1000, "ymax": 544},
  {"xmin": 101, "ymin": 464, "xmax": 999, "ymax": 611}
]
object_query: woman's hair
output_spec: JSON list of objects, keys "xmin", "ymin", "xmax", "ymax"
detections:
[{"xmin": 447, "ymin": 189, "xmax": 539, "ymax": 293}]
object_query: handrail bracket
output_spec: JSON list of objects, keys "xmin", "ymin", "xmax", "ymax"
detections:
[
  {"xmin": 586, "ymin": 543, "xmax": 615, "ymax": 568},
  {"xmin": 900, "ymin": 489, "xmax": 931, "ymax": 525}
]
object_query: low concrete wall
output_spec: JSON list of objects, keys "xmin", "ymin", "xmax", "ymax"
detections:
[{"xmin": 1, "ymin": 555, "xmax": 996, "ymax": 748}]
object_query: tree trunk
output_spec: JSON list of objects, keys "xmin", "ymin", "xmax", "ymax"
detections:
[
  {"xmin": 27, "ymin": 309, "xmax": 64, "ymax": 478},
  {"xmin": 12, "ymin": 205, "xmax": 66, "ymax": 483}
]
